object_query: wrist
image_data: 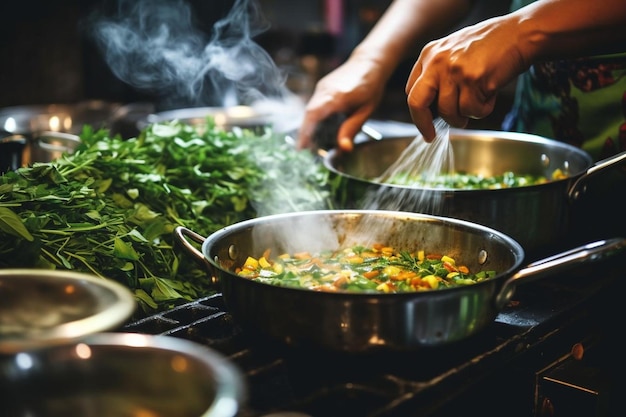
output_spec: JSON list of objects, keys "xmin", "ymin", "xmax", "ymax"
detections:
[{"xmin": 348, "ymin": 46, "xmax": 399, "ymax": 82}]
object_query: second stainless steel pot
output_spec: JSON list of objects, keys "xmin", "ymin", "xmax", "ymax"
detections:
[
  {"xmin": 323, "ymin": 129, "xmax": 626, "ymax": 260},
  {"xmin": 0, "ymin": 131, "xmax": 81, "ymax": 173}
]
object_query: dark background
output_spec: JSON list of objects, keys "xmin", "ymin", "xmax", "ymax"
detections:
[{"xmin": 0, "ymin": 0, "xmax": 512, "ymax": 127}]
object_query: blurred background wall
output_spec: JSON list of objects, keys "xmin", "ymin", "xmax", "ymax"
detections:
[{"xmin": 0, "ymin": 0, "xmax": 512, "ymax": 128}]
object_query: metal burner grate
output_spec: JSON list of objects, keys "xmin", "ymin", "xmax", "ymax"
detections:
[{"xmin": 121, "ymin": 263, "xmax": 620, "ymax": 417}]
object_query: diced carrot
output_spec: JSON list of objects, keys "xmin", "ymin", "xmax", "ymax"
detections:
[
  {"xmin": 311, "ymin": 257, "xmax": 324, "ymax": 266},
  {"xmin": 363, "ymin": 270, "xmax": 380, "ymax": 279},
  {"xmin": 410, "ymin": 276, "xmax": 423, "ymax": 286},
  {"xmin": 443, "ymin": 261, "xmax": 457, "ymax": 272},
  {"xmin": 391, "ymin": 270, "xmax": 416, "ymax": 281},
  {"xmin": 380, "ymin": 246, "xmax": 394, "ymax": 256}
]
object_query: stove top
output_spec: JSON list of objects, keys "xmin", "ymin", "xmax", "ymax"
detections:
[{"xmin": 121, "ymin": 256, "xmax": 622, "ymax": 417}]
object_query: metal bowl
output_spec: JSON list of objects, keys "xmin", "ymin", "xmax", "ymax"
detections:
[
  {"xmin": 0, "ymin": 269, "xmax": 136, "ymax": 354},
  {"xmin": 322, "ymin": 129, "xmax": 620, "ymax": 259},
  {"xmin": 0, "ymin": 332, "xmax": 245, "ymax": 417},
  {"xmin": 0, "ymin": 131, "xmax": 81, "ymax": 173},
  {"xmin": 0, "ymin": 100, "xmax": 122, "ymax": 136},
  {"xmin": 137, "ymin": 106, "xmax": 272, "ymax": 134}
]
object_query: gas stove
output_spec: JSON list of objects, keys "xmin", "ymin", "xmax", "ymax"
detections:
[{"xmin": 121, "ymin": 255, "xmax": 623, "ymax": 417}]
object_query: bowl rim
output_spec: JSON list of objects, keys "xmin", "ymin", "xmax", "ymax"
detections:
[
  {"xmin": 90, "ymin": 333, "xmax": 246, "ymax": 417},
  {"xmin": 2, "ymin": 332, "xmax": 246, "ymax": 417},
  {"xmin": 0, "ymin": 269, "xmax": 136, "ymax": 354}
]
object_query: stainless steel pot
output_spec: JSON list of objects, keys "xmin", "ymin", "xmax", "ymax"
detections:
[
  {"xmin": 0, "ymin": 100, "xmax": 122, "ymax": 136},
  {"xmin": 0, "ymin": 131, "xmax": 80, "ymax": 173},
  {"xmin": 136, "ymin": 103, "xmax": 308, "ymax": 137},
  {"xmin": 174, "ymin": 210, "xmax": 625, "ymax": 353},
  {"xmin": 0, "ymin": 269, "xmax": 136, "ymax": 354},
  {"xmin": 0, "ymin": 333, "xmax": 245, "ymax": 417},
  {"xmin": 323, "ymin": 129, "xmax": 626, "ymax": 260},
  {"xmin": 136, "ymin": 106, "xmax": 273, "ymax": 133}
]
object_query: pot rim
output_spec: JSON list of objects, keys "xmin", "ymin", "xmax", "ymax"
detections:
[
  {"xmin": 200, "ymin": 209, "xmax": 526, "ymax": 298},
  {"xmin": 324, "ymin": 129, "xmax": 594, "ymax": 192}
]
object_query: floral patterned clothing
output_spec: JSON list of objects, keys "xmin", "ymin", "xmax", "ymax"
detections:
[{"xmin": 503, "ymin": 0, "xmax": 626, "ymax": 162}]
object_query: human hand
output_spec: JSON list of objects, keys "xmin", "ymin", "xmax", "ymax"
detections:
[
  {"xmin": 297, "ymin": 54, "xmax": 388, "ymax": 151},
  {"xmin": 405, "ymin": 14, "xmax": 529, "ymax": 141}
]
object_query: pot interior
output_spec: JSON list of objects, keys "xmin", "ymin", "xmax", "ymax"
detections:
[
  {"xmin": 326, "ymin": 129, "xmax": 593, "ymax": 184},
  {"xmin": 204, "ymin": 210, "xmax": 524, "ymax": 287}
]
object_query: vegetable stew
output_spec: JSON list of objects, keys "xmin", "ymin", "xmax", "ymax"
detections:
[{"xmin": 236, "ymin": 243, "xmax": 497, "ymax": 293}]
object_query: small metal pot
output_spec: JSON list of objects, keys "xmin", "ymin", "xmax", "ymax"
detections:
[
  {"xmin": 323, "ymin": 129, "xmax": 626, "ymax": 260},
  {"xmin": 0, "ymin": 131, "xmax": 81, "ymax": 173},
  {"xmin": 136, "ymin": 106, "xmax": 273, "ymax": 134},
  {"xmin": 0, "ymin": 269, "xmax": 136, "ymax": 354},
  {"xmin": 174, "ymin": 210, "xmax": 625, "ymax": 353},
  {"xmin": 0, "ymin": 100, "xmax": 122, "ymax": 136},
  {"xmin": 0, "ymin": 333, "xmax": 245, "ymax": 417}
]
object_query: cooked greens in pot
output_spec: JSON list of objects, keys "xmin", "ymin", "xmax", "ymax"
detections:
[
  {"xmin": 236, "ymin": 243, "xmax": 497, "ymax": 293},
  {"xmin": 384, "ymin": 170, "xmax": 567, "ymax": 189}
]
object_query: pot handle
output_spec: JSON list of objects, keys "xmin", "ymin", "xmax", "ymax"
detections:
[
  {"xmin": 568, "ymin": 151, "xmax": 626, "ymax": 201},
  {"xmin": 174, "ymin": 226, "xmax": 206, "ymax": 258},
  {"xmin": 495, "ymin": 237, "xmax": 626, "ymax": 307},
  {"xmin": 174, "ymin": 226, "xmax": 223, "ymax": 286}
]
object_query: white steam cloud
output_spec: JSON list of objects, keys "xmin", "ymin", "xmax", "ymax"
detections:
[
  {"xmin": 88, "ymin": 0, "xmax": 336, "ymax": 257},
  {"xmin": 87, "ymin": 0, "xmax": 304, "ymax": 130}
]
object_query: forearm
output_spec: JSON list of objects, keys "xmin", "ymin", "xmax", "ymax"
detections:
[
  {"xmin": 515, "ymin": 0, "xmax": 626, "ymax": 64},
  {"xmin": 349, "ymin": 0, "xmax": 473, "ymax": 81}
]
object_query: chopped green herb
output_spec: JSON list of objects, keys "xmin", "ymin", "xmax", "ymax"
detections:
[{"xmin": 0, "ymin": 120, "xmax": 342, "ymax": 316}]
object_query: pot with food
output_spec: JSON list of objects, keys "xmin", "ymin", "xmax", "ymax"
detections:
[
  {"xmin": 174, "ymin": 209, "xmax": 625, "ymax": 353},
  {"xmin": 323, "ymin": 129, "xmax": 626, "ymax": 260}
]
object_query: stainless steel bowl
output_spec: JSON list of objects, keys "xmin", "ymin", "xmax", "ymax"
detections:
[
  {"xmin": 0, "ymin": 131, "xmax": 81, "ymax": 172},
  {"xmin": 0, "ymin": 332, "xmax": 246, "ymax": 417},
  {"xmin": 137, "ymin": 106, "xmax": 272, "ymax": 134},
  {"xmin": 0, "ymin": 100, "xmax": 122, "ymax": 136},
  {"xmin": 0, "ymin": 269, "xmax": 136, "ymax": 354}
]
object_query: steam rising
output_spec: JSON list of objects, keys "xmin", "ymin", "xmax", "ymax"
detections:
[
  {"xmin": 85, "ymin": 1, "xmax": 461, "ymax": 267},
  {"xmin": 88, "ymin": 0, "xmax": 337, "ymax": 255},
  {"xmin": 87, "ymin": 0, "xmax": 304, "ymax": 131},
  {"xmin": 361, "ymin": 118, "xmax": 453, "ymax": 215}
]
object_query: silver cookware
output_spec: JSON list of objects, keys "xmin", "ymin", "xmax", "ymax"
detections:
[
  {"xmin": 175, "ymin": 210, "xmax": 625, "ymax": 353},
  {"xmin": 323, "ymin": 129, "xmax": 626, "ymax": 259}
]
